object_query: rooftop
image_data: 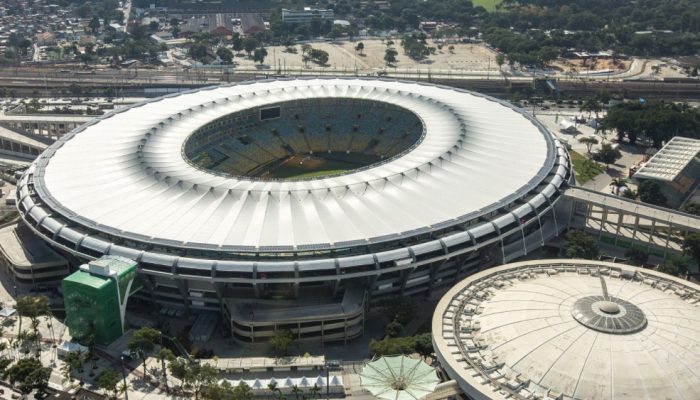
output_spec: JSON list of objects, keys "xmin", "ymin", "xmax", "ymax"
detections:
[
  {"xmin": 433, "ymin": 259, "xmax": 700, "ymax": 400},
  {"xmin": 0, "ymin": 223, "xmax": 66, "ymax": 268},
  {"xmin": 32, "ymin": 78, "xmax": 556, "ymax": 251},
  {"xmin": 634, "ymin": 136, "xmax": 700, "ymax": 181}
]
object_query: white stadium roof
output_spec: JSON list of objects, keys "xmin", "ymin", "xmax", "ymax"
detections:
[
  {"xmin": 433, "ymin": 259, "xmax": 700, "ymax": 400},
  {"xmin": 32, "ymin": 78, "xmax": 556, "ymax": 251}
]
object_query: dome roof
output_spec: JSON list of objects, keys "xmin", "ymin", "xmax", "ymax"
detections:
[{"xmin": 433, "ymin": 260, "xmax": 700, "ymax": 400}]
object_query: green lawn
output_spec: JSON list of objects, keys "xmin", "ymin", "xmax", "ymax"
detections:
[
  {"xmin": 570, "ymin": 150, "xmax": 605, "ymax": 184},
  {"xmin": 472, "ymin": 0, "xmax": 503, "ymax": 11}
]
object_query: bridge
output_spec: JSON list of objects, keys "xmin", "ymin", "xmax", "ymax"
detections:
[
  {"xmin": 0, "ymin": 113, "xmax": 91, "ymax": 140},
  {"xmin": 563, "ymin": 186, "xmax": 700, "ymax": 259}
]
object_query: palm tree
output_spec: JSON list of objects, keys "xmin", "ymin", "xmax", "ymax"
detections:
[
  {"xmin": 267, "ymin": 381, "xmax": 278, "ymax": 399},
  {"xmin": 610, "ymin": 178, "xmax": 628, "ymax": 195},
  {"xmin": 62, "ymin": 350, "xmax": 86, "ymax": 384},
  {"xmin": 118, "ymin": 381, "xmax": 129, "ymax": 400},
  {"xmin": 158, "ymin": 348, "xmax": 175, "ymax": 393},
  {"xmin": 309, "ymin": 384, "xmax": 321, "ymax": 399},
  {"xmin": 291, "ymin": 384, "xmax": 302, "ymax": 400}
]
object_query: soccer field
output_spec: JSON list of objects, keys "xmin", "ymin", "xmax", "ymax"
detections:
[{"xmin": 263, "ymin": 154, "xmax": 360, "ymax": 179}]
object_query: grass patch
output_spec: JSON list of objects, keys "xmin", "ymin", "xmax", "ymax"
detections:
[
  {"xmin": 570, "ymin": 150, "xmax": 605, "ymax": 184},
  {"xmin": 472, "ymin": 0, "xmax": 503, "ymax": 11}
]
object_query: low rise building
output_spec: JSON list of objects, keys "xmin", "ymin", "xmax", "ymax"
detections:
[{"xmin": 281, "ymin": 8, "xmax": 334, "ymax": 24}]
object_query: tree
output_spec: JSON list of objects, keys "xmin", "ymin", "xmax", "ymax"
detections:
[
  {"xmin": 595, "ymin": 143, "xmax": 622, "ymax": 166},
  {"xmin": 98, "ymin": 369, "xmax": 121, "ymax": 399},
  {"xmin": 657, "ymin": 256, "xmax": 690, "ymax": 277},
  {"xmin": 3, "ymin": 357, "xmax": 50, "ymax": 394},
  {"xmin": 328, "ymin": 25, "xmax": 343, "ymax": 40},
  {"xmin": 184, "ymin": 363, "xmax": 218, "ymax": 400},
  {"xmin": 682, "ymin": 232, "xmax": 700, "ymax": 267},
  {"xmin": 414, "ymin": 333, "xmax": 434, "ymax": 359},
  {"xmin": 580, "ymin": 98, "xmax": 602, "ymax": 120},
  {"xmin": 309, "ymin": 48, "xmax": 329, "ymax": 65},
  {"xmin": 233, "ymin": 381, "xmax": 253, "ymax": 400},
  {"xmin": 355, "ymin": 42, "xmax": 364, "ymax": 55},
  {"xmin": 291, "ymin": 384, "xmax": 302, "ymax": 400},
  {"xmin": 683, "ymin": 203, "xmax": 700, "ymax": 216},
  {"xmin": 90, "ymin": 16, "xmax": 101, "ymax": 34},
  {"xmin": 564, "ymin": 230, "xmax": 599, "ymax": 259},
  {"xmin": 625, "ymin": 248, "xmax": 649, "ymax": 266},
  {"xmin": 232, "ymin": 36, "xmax": 243, "ymax": 53},
  {"xmin": 203, "ymin": 379, "xmax": 234, "ymax": 400},
  {"xmin": 638, "ymin": 180, "xmax": 667, "ymax": 207},
  {"xmin": 189, "ymin": 42, "xmax": 209, "ymax": 63},
  {"xmin": 15, "ymin": 295, "xmax": 50, "ymax": 353},
  {"xmin": 496, "ymin": 53, "xmax": 505, "ymax": 70},
  {"xmin": 62, "ymin": 350, "xmax": 87, "ymax": 383},
  {"xmin": 253, "ymin": 47, "xmax": 268, "ymax": 65},
  {"xmin": 385, "ymin": 321, "xmax": 403, "ymax": 338},
  {"xmin": 149, "ymin": 21, "xmax": 159, "ymax": 31},
  {"xmin": 216, "ymin": 47, "xmax": 233, "ymax": 64},
  {"xmin": 127, "ymin": 327, "xmax": 161, "ymax": 378},
  {"xmin": 158, "ymin": 348, "xmax": 175, "ymax": 393},
  {"xmin": 578, "ymin": 136, "xmax": 599, "ymax": 154},
  {"xmin": 270, "ymin": 329, "xmax": 293, "ymax": 356},
  {"xmin": 384, "ymin": 48, "xmax": 398, "ymax": 65},
  {"xmin": 243, "ymin": 37, "xmax": 259, "ymax": 56}
]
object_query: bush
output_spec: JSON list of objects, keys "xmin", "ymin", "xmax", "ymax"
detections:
[
  {"xmin": 369, "ymin": 333, "xmax": 433, "ymax": 357},
  {"xmin": 564, "ymin": 230, "xmax": 599, "ymax": 259},
  {"xmin": 625, "ymin": 248, "xmax": 649, "ymax": 266},
  {"xmin": 385, "ymin": 321, "xmax": 403, "ymax": 338}
]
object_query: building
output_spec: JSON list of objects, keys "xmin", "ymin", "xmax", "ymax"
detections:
[
  {"xmin": 433, "ymin": 259, "xmax": 700, "ymax": 400},
  {"xmin": 16, "ymin": 78, "xmax": 571, "ymax": 343},
  {"xmin": 281, "ymin": 8, "xmax": 334, "ymax": 24},
  {"xmin": 633, "ymin": 136, "xmax": 700, "ymax": 207},
  {"xmin": 62, "ymin": 256, "xmax": 139, "ymax": 345},
  {"xmin": 0, "ymin": 223, "xmax": 68, "ymax": 290}
]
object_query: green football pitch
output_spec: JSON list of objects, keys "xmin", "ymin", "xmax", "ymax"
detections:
[{"xmin": 265, "ymin": 155, "xmax": 359, "ymax": 179}]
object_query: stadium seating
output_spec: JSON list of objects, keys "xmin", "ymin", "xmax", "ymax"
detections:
[{"xmin": 183, "ymin": 98, "xmax": 423, "ymax": 177}]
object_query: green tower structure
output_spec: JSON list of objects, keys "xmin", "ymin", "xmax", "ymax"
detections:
[{"xmin": 62, "ymin": 256, "xmax": 140, "ymax": 346}]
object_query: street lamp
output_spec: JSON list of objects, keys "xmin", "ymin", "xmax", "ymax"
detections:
[{"xmin": 120, "ymin": 356, "xmax": 129, "ymax": 400}]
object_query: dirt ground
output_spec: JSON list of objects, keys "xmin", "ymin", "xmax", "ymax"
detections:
[
  {"xmin": 551, "ymin": 58, "xmax": 632, "ymax": 73},
  {"xmin": 232, "ymin": 39, "xmax": 500, "ymax": 73}
]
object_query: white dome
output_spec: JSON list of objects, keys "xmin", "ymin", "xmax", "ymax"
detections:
[{"xmin": 433, "ymin": 259, "xmax": 700, "ymax": 400}]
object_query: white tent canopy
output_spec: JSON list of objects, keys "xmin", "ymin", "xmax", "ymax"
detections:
[{"xmin": 360, "ymin": 356, "xmax": 439, "ymax": 400}]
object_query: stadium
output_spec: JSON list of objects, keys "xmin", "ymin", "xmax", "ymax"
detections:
[
  {"xmin": 15, "ymin": 78, "xmax": 571, "ymax": 342},
  {"xmin": 433, "ymin": 259, "xmax": 700, "ymax": 400}
]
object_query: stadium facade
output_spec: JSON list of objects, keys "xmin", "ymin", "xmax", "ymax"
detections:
[{"xmin": 15, "ymin": 78, "xmax": 571, "ymax": 342}]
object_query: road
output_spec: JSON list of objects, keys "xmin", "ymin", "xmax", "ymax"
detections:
[{"xmin": 0, "ymin": 63, "xmax": 699, "ymax": 103}]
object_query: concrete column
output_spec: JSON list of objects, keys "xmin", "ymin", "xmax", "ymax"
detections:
[
  {"xmin": 613, "ymin": 212, "xmax": 624, "ymax": 245},
  {"xmin": 647, "ymin": 219, "xmax": 656, "ymax": 248},
  {"xmin": 598, "ymin": 206, "xmax": 608, "ymax": 239},
  {"xmin": 631, "ymin": 215, "xmax": 640, "ymax": 240}
]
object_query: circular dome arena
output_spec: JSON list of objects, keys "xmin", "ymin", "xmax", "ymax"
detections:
[
  {"xmin": 16, "ymin": 79, "xmax": 571, "ymax": 341},
  {"xmin": 433, "ymin": 259, "xmax": 700, "ymax": 400}
]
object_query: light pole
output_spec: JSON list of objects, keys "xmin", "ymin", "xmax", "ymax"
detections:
[{"xmin": 120, "ymin": 356, "xmax": 129, "ymax": 400}]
